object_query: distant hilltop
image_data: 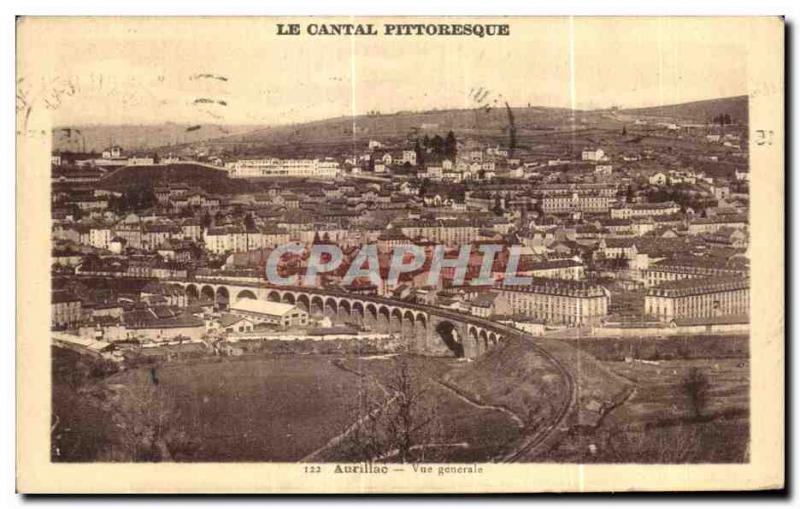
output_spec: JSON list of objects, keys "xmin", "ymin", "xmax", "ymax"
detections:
[
  {"xmin": 53, "ymin": 95, "xmax": 747, "ymax": 154},
  {"xmin": 51, "ymin": 123, "xmax": 257, "ymax": 153},
  {"xmin": 620, "ymin": 95, "xmax": 748, "ymax": 124}
]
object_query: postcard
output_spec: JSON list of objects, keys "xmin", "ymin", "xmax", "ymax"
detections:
[{"xmin": 16, "ymin": 16, "xmax": 784, "ymax": 493}]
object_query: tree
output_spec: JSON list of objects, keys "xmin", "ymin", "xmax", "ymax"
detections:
[
  {"xmin": 504, "ymin": 102, "xmax": 517, "ymax": 157},
  {"xmin": 418, "ymin": 178, "xmax": 430, "ymax": 197},
  {"xmin": 68, "ymin": 204, "xmax": 85, "ymax": 221},
  {"xmin": 492, "ymin": 194, "xmax": 504, "ymax": 216},
  {"xmin": 201, "ymin": 211, "xmax": 213, "ymax": 229},
  {"xmin": 712, "ymin": 113, "xmax": 733, "ymax": 127},
  {"xmin": 110, "ymin": 182, "xmax": 157, "ymax": 213},
  {"xmin": 683, "ymin": 368, "xmax": 709, "ymax": 420},
  {"xmin": 430, "ymin": 134, "xmax": 444, "ymax": 155},
  {"xmin": 413, "ymin": 140, "xmax": 425, "ymax": 166},
  {"xmin": 383, "ymin": 358, "xmax": 436, "ymax": 462},
  {"xmin": 243, "ymin": 213, "xmax": 256, "ymax": 231},
  {"xmin": 341, "ymin": 357, "xmax": 443, "ymax": 463},
  {"xmin": 625, "ymin": 184, "xmax": 636, "ymax": 203},
  {"xmin": 596, "ymin": 425, "xmax": 704, "ymax": 463},
  {"xmin": 97, "ymin": 382, "xmax": 196, "ymax": 461},
  {"xmin": 444, "ymin": 131, "xmax": 457, "ymax": 159}
]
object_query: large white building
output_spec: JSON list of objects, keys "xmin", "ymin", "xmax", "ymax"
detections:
[
  {"xmin": 89, "ymin": 226, "xmax": 112, "ymax": 250},
  {"xmin": 645, "ymin": 276, "xmax": 749, "ymax": 322},
  {"xmin": 204, "ymin": 226, "xmax": 270, "ymax": 254},
  {"xmin": 541, "ymin": 192, "xmax": 615, "ymax": 214},
  {"xmin": 497, "ymin": 279, "xmax": 609, "ymax": 326},
  {"xmin": 610, "ymin": 201, "xmax": 681, "ymax": 219},
  {"xmin": 229, "ymin": 299, "xmax": 308, "ymax": 329},
  {"xmin": 227, "ymin": 158, "xmax": 341, "ymax": 179}
]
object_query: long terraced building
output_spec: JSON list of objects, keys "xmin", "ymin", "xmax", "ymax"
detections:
[{"xmin": 644, "ymin": 276, "xmax": 749, "ymax": 322}]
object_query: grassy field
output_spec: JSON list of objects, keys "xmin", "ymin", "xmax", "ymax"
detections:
[
  {"xmin": 322, "ymin": 355, "xmax": 526, "ymax": 462},
  {"xmin": 547, "ymin": 357, "xmax": 749, "ymax": 463},
  {"xmin": 603, "ymin": 358, "xmax": 749, "ymax": 426},
  {"xmin": 100, "ymin": 163, "xmax": 255, "ymax": 195},
  {"xmin": 53, "ymin": 340, "xmax": 748, "ymax": 463},
  {"xmin": 104, "ymin": 356, "xmax": 369, "ymax": 461},
  {"xmin": 563, "ymin": 334, "xmax": 749, "ymax": 362},
  {"xmin": 55, "ymin": 351, "xmax": 525, "ymax": 462}
]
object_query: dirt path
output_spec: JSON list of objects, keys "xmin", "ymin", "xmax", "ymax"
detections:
[{"xmin": 432, "ymin": 379, "xmax": 526, "ymax": 428}]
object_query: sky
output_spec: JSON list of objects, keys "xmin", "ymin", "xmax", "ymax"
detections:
[{"xmin": 18, "ymin": 16, "xmax": 749, "ymax": 126}]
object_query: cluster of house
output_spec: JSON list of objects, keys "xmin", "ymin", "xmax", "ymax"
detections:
[
  {"xmin": 52, "ymin": 281, "xmax": 312, "ymax": 346},
  {"xmin": 52, "ymin": 145, "xmax": 185, "ymax": 172},
  {"xmin": 51, "ymin": 131, "xmax": 750, "ymax": 343}
]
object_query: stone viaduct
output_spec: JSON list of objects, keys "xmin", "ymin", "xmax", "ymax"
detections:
[{"xmin": 166, "ymin": 278, "xmax": 511, "ymax": 359}]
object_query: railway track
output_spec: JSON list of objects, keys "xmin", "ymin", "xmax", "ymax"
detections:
[{"xmin": 500, "ymin": 334, "xmax": 577, "ymax": 462}]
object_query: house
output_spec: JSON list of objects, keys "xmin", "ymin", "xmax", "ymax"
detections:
[
  {"xmin": 219, "ymin": 313, "xmax": 257, "ymax": 334},
  {"xmin": 123, "ymin": 307, "xmax": 205, "ymax": 342},
  {"xmin": 377, "ymin": 228, "xmax": 412, "ymax": 252},
  {"xmin": 228, "ymin": 299, "xmax": 308, "ymax": 329},
  {"xmin": 426, "ymin": 166, "xmax": 443, "ymax": 180},
  {"xmin": 102, "ymin": 146, "xmax": 123, "ymax": 159},
  {"xmin": 469, "ymin": 292, "xmax": 510, "ymax": 318},
  {"xmin": 581, "ymin": 148, "xmax": 606, "ymax": 162},
  {"xmin": 527, "ymin": 259, "xmax": 585, "ymax": 280},
  {"xmin": 711, "ymin": 184, "xmax": 731, "ymax": 201},
  {"xmin": 400, "ymin": 150, "xmax": 417, "ymax": 166},
  {"xmin": 52, "ymin": 291, "xmax": 82, "ymax": 329},
  {"xmin": 89, "ymin": 225, "xmax": 112, "ymax": 250},
  {"xmin": 705, "ymin": 227, "xmax": 748, "ymax": 249},
  {"xmin": 127, "ymin": 156, "xmax": 155, "ymax": 166},
  {"xmin": 52, "ymin": 247, "xmax": 83, "ymax": 267},
  {"xmin": 108, "ymin": 236, "xmax": 127, "ymax": 254},
  {"xmin": 649, "ymin": 172, "xmax": 667, "ymax": 186},
  {"xmin": 597, "ymin": 238, "xmax": 638, "ymax": 259},
  {"xmin": 498, "ymin": 316, "xmax": 546, "ymax": 336}
]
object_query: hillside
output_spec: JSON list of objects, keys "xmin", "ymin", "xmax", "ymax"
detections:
[
  {"xmin": 98, "ymin": 163, "xmax": 256, "ymax": 195},
  {"xmin": 620, "ymin": 95, "xmax": 748, "ymax": 124},
  {"xmin": 224, "ymin": 106, "xmax": 576, "ymax": 143},
  {"xmin": 57, "ymin": 96, "xmax": 748, "ymax": 157},
  {"xmin": 169, "ymin": 106, "xmax": 623, "ymax": 158},
  {"xmin": 52, "ymin": 123, "xmax": 259, "ymax": 153},
  {"xmin": 173, "ymin": 97, "xmax": 744, "ymax": 156}
]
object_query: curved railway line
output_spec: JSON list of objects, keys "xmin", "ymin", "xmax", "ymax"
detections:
[{"xmin": 169, "ymin": 279, "xmax": 580, "ymax": 462}]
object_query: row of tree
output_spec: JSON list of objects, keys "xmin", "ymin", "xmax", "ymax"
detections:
[{"xmin": 414, "ymin": 131, "xmax": 458, "ymax": 165}]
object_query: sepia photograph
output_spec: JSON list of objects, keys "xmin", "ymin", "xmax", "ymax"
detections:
[{"xmin": 15, "ymin": 14, "xmax": 784, "ymax": 493}]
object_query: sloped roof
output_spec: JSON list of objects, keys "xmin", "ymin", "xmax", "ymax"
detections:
[{"xmin": 229, "ymin": 299, "xmax": 298, "ymax": 317}]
